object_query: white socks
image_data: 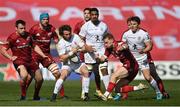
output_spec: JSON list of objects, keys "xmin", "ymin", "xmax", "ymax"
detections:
[
  {"xmin": 82, "ymin": 77, "xmax": 90, "ymax": 93},
  {"xmin": 102, "ymin": 75, "xmax": 110, "ymax": 90},
  {"xmin": 53, "ymin": 78, "xmax": 63, "ymax": 94},
  {"xmin": 150, "ymin": 79, "xmax": 161, "ymax": 93}
]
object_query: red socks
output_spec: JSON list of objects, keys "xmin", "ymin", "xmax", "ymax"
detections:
[{"xmin": 120, "ymin": 85, "xmax": 134, "ymax": 93}]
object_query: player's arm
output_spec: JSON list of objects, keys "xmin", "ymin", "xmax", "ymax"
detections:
[
  {"xmin": 99, "ymin": 49, "xmax": 110, "ymax": 62},
  {"xmin": 34, "ymin": 45, "xmax": 48, "ymax": 58},
  {"xmin": 139, "ymin": 32, "xmax": 153, "ymax": 54},
  {"xmin": 117, "ymin": 41, "xmax": 129, "ymax": 51},
  {"xmin": 56, "ymin": 41, "xmax": 78, "ymax": 62},
  {"xmin": 59, "ymin": 47, "xmax": 78, "ymax": 62},
  {"xmin": 139, "ymin": 40, "xmax": 153, "ymax": 54},
  {"xmin": 78, "ymin": 24, "xmax": 96, "ymax": 53},
  {"xmin": 0, "ymin": 42, "xmax": 16, "ymax": 61}
]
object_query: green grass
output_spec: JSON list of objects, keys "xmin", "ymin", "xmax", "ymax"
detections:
[{"xmin": 0, "ymin": 80, "xmax": 179, "ymax": 106}]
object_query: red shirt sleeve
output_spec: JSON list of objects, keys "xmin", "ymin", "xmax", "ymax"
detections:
[{"xmin": 51, "ymin": 27, "xmax": 59, "ymax": 43}]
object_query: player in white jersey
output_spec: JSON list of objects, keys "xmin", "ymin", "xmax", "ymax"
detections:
[
  {"xmin": 79, "ymin": 8, "xmax": 111, "ymax": 99},
  {"xmin": 122, "ymin": 16, "xmax": 163, "ymax": 100},
  {"xmin": 50, "ymin": 25, "xmax": 90, "ymax": 101}
]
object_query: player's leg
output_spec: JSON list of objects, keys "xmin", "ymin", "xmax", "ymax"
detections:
[
  {"xmin": 99, "ymin": 62, "xmax": 110, "ymax": 90},
  {"xmin": 149, "ymin": 62, "xmax": 169, "ymax": 98},
  {"xmin": 50, "ymin": 67, "xmax": 70, "ymax": 102},
  {"xmin": 114, "ymin": 83, "xmax": 148, "ymax": 100},
  {"xmin": 33, "ymin": 69, "xmax": 44, "ymax": 100},
  {"xmin": 142, "ymin": 69, "xmax": 163, "ymax": 100},
  {"xmin": 79, "ymin": 64, "xmax": 90, "ymax": 101},
  {"xmin": 89, "ymin": 64, "xmax": 103, "ymax": 98},
  {"xmin": 16, "ymin": 65, "xmax": 29, "ymax": 100},
  {"xmin": 101, "ymin": 66, "xmax": 128, "ymax": 101}
]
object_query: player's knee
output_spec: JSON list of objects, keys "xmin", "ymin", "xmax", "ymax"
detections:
[
  {"xmin": 99, "ymin": 62, "xmax": 108, "ymax": 75},
  {"xmin": 48, "ymin": 63, "xmax": 59, "ymax": 75},
  {"xmin": 60, "ymin": 70, "xmax": 68, "ymax": 80}
]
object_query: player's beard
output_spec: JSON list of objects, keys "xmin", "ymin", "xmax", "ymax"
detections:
[
  {"xmin": 21, "ymin": 31, "xmax": 26, "ymax": 36},
  {"xmin": 92, "ymin": 20, "xmax": 100, "ymax": 26},
  {"xmin": 42, "ymin": 24, "xmax": 51, "ymax": 31}
]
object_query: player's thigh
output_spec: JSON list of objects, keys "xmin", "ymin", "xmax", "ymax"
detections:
[
  {"xmin": 17, "ymin": 65, "xmax": 29, "ymax": 78},
  {"xmin": 142, "ymin": 68, "xmax": 152, "ymax": 81},
  {"xmin": 60, "ymin": 66, "xmax": 71, "ymax": 79},
  {"xmin": 111, "ymin": 67, "xmax": 128, "ymax": 82},
  {"xmin": 79, "ymin": 63, "xmax": 89, "ymax": 77},
  {"xmin": 48, "ymin": 63, "xmax": 60, "ymax": 78},
  {"xmin": 34, "ymin": 69, "xmax": 43, "ymax": 81}
]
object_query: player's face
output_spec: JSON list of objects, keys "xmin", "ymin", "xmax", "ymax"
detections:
[
  {"xmin": 63, "ymin": 30, "xmax": 71, "ymax": 41},
  {"xmin": 41, "ymin": 18, "xmax": 49, "ymax": 27},
  {"xmin": 16, "ymin": 24, "xmax": 26, "ymax": 36},
  {"xmin": 127, "ymin": 21, "xmax": 132, "ymax": 29},
  {"xmin": 90, "ymin": 11, "xmax": 99, "ymax": 22},
  {"xmin": 130, "ymin": 21, "xmax": 139, "ymax": 32},
  {"xmin": 104, "ymin": 38, "xmax": 113, "ymax": 49},
  {"xmin": 84, "ymin": 10, "xmax": 91, "ymax": 22}
]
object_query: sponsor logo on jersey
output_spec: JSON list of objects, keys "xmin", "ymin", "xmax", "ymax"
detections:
[
  {"xmin": 16, "ymin": 39, "xmax": 20, "ymax": 43},
  {"xmin": 48, "ymin": 32, "xmax": 52, "ymax": 36},
  {"xmin": 36, "ymin": 33, "xmax": 40, "ymax": 36}
]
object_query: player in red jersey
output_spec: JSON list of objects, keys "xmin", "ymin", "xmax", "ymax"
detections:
[
  {"xmin": 0, "ymin": 20, "xmax": 47, "ymax": 100},
  {"xmin": 98, "ymin": 33, "xmax": 139, "ymax": 101},
  {"xmin": 29, "ymin": 13, "xmax": 66, "ymax": 99}
]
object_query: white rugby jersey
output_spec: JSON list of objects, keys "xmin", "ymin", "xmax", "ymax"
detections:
[
  {"xmin": 56, "ymin": 34, "xmax": 84, "ymax": 65},
  {"xmin": 122, "ymin": 29, "xmax": 151, "ymax": 60},
  {"xmin": 79, "ymin": 20, "xmax": 108, "ymax": 63}
]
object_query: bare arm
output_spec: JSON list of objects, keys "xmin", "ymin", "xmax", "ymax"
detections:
[
  {"xmin": 59, "ymin": 47, "xmax": 78, "ymax": 62},
  {"xmin": 139, "ymin": 40, "xmax": 153, "ymax": 54},
  {"xmin": 34, "ymin": 45, "xmax": 48, "ymax": 58},
  {"xmin": 0, "ymin": 45, "xmax": 17, "ymax": 61}
]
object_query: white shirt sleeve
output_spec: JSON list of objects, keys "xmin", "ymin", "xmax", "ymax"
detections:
[
  {"xmin": 144, "ymin": 32, "xmax": 151, "ymax": 43},
  {"xmin": 56, "ymin": 40, "xmax": 66, "ymax": 56},
  {"xmin": 122, "ymin": 33, "xmax": 127, "ymax": 42},
  {"xmin": 79, "ymin": 23, "xmax": 87, "ymax": 38},
  {"xmin": 74, "ymin": 34, "xmax": 85, "ymax": 48}
]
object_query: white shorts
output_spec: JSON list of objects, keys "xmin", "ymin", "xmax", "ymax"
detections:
[
  {"xmin": 136, "ymin": 55, "xmax": 149, "ymax": 70},
  {"xmin": 61, "ymin": 63, "xmax": 86, "ymax": 74}
]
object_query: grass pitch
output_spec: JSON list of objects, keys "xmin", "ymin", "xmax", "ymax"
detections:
[{"xmin": 0, "ymin": 80, "xmax": 179, "ymax": 106}]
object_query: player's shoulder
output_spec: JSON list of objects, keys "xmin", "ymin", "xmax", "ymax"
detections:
[
  {"xmin": 73, "ymin": 33, "xmax": 79, "ymax": 38},
  {"xmin": 48, "ymin": 24, "xmax": 56, "ymax": 31},
  {"xmin": 83, "ymin": 20, "xmax": 91, "ymax": 26},
  {"xmin": 123, "ymin": 29, "xmax": 131, "ymax": 35},
  {"xmin": 139, "ymin": 28, "xmax": 148, "ymax": 34},
  {"xmin": 76, "ymin": 20, "xmax": 85, "ymax": 26},
  {"xmin": 30, "ymin": 23, "xmax": 39, "ymax": 29},
  {"xmin": 8, "ymin": 32, "xmax": 17, "ymax": 39},
  {"xmin": 138, "ymin": 29, "xmax": 149, "ymax": 37}
]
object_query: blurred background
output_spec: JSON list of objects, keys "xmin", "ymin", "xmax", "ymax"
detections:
[{"xmin": 0, "ymin": 0, "xmax": 179, "ymax": 81}]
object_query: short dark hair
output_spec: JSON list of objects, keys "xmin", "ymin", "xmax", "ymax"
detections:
[
  {"xmin": 15, "ymin": 20, "xmax": 25, "ymax": 27},
  {"xmin": 103, "ymin": 33, "xmax": 114, "ymax": 40},
  {"xmin": 90, "ymin": 8, "xmax": 99, "ymax": 15},
  {"xmin": 58, "ymin": 25, "xmax": 72, "ymax": 35},
  {"xmin": 131, "ymin": 16, "xmax": 141, "ymax": 24},
  {"xmin": 83, "ymin": 8, "xmax": 91, "ymax": 12},
  {"xmin": 126, "ymin": 16, "xmax": 132, "ymax": 23}
]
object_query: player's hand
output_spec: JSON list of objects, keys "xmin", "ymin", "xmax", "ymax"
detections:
[
  {"xmin": 117, "ymin": 45, "xmax": 124, "ymax": 51},
  {"xmin": 85, "ymin": 45, "xmax": 96, "ymax": 52},
  {"xmin": 43, "ymin": 56, "xmax": 51, "ymax": 61},
  {"xmin": 100, "ymin": 55, "xmax": 107, "ymax": 62},
  {"xmin": 10, "ymin": 56, "xmax": 17, "ymax": 61},
  {"xmin": 71, "ymin": 47, "xmax": 78, "ymax": 54},
  {"xmin": 138, "ymin": 49, "xmax": 144, "ymax": 54}
]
